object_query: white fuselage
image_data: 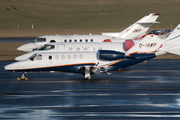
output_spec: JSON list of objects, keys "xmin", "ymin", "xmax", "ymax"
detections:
[
  {"xmin": 17, "ymin": 35, "xmax": 124, "ymax": 52},
  {"xmin": 16, "ymin": 41, "xmax": 136, "ymax": 61},
  {"xmin": 6, "ymin": 52, "xmax": 111, "ymax": 71}
]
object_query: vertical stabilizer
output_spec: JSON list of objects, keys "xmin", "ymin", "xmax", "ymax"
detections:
[
  {"xmin": 102, "ymin": 13, "xmax": 160, "ymax": 39},
  {"xmin": 162, "ymin": 24, "xmax": 180, "ymax": 55},
  {"xmin": 165, "ymin": 23, "xmax": 180, "ymax": 40},
  {"xmin": 126, "ymin": 30, "xmax": 165, "ymax": 56}
]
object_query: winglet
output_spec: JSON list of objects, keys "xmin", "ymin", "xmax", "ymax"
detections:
[{"xmin": 137, "ymin": 13, "xmax": 160, "ymax": 24}]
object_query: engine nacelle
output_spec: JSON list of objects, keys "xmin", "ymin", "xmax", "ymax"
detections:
[{"xmin": 97, "ymin": 50, "xmax": 125, "ymax": 61}]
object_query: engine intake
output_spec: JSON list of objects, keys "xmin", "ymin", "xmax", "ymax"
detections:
[{"xmin": 97, "ymin": 50, "xmax": 125, "ymax": 61}]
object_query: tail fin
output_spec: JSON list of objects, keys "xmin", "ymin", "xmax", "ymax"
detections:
[
  {"xmin": 126, "ymin": 29, "xmax": 169, "ymax": 56},
  {"xmin": 102, "ymin": 13, "xmax": 160, "ymax": 39},
  {"xmin": 161, "ymin": 24, "xmax": 180, "ymax": 55}
]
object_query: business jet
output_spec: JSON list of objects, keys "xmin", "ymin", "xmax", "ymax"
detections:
[
  {"xmin": 6, "ymin": 24, "xmax": 180, "ymax": 80},
  {"xmin": 15, "ymin": 40, "xmax": 136, "ymax": 61},
  {"xmin": 15, "ymin": 29, "xmax": 170, "ymax": 61},
  {"xmin": 17, "ymin": 13, "xmax": 160, "ymax": 52}
]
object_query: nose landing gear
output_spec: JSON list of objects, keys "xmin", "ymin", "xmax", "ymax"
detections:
[
  {"xmin": 84, "ymin": 66, "xmax": 93, "ymax": 80},
  {"xmin": 17, "ymin": 72, "xmax": 28, "ymax": 80}
]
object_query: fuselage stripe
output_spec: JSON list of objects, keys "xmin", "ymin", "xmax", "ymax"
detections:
[
  {"xmin": 15, "ymin": 62, "xmax": 96, "ymax": 71},
  {"xmin": 127, "ymin": 49, "xmax": 158, "ymax": 56}
]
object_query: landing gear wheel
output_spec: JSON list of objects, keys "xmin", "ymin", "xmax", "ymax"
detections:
[
  {"xmin": 17, "ymin": 78, "xmax": 21, "ymax": 80},
  {"xmin": 17, "ymin": 72, "xmax": 28, "ymax": 80},
  {"xmin": 85, "ymin": 75, "xmax": 92, "ymax": 80}
]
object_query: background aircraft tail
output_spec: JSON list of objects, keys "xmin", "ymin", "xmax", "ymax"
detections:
[
  {"xmin": 102, "ymin": 13, "xmax": 160, "ymax": 39},
  {"xmin": 161, "ymin": 24, "xmax": 180, "ymax": 55},
  {"xmin": 126, "ymin": 29, "xmax": 170, "ymax": 56}
]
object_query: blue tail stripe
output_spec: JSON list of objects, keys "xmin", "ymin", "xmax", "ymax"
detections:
[{"xmin": 168, "ymin": 34, "xmax": 180, "ymax": 41}]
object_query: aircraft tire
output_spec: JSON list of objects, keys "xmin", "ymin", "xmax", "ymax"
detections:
[{"xmin": 85, "ymin": 75, "xmax": 92, "ymax": 80}]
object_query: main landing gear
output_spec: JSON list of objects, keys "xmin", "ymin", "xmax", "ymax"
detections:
[
  {"xmin": 17, "ymin": 72, "xmax": 28, "ymax": 80},
  {"xmin": 84, "ymin": 66, "xmax": 92, "ymax": 80}
]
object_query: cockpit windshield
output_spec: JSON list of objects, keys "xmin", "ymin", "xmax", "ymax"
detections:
[
  {"xmin": 33, "ymin": 38, "xmax": 46, "ymax": 43},
  {"xmin": 38, "ymin": 44, "xmax": 55, "ymax": 50},
  {"xmin": 29, "ymin": 54, "xmax": 37, "ymax": 61}
]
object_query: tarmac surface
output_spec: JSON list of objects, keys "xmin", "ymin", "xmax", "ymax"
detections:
[{"xmin": 1, "ymin": 59, "xmax": 180, "ymax": 119}]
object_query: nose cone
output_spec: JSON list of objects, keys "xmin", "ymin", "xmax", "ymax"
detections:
[
  {"xmin": 4, "ymin": 61, "xmax": 23, "ymax": 71},
  {"xmin": 17, "ymin": 43, "xmax": 35, "ymax": 52},
  {"xmin": 4, "ymin": 63, "xmax": 14, "ymax": 71},
  {"xmin": 15, "ymin": 52, "xmax": 34, "ymax": 61},
  {"xmin": 15, "ymin": 55, "xmax": 25, "ymax": 61}
]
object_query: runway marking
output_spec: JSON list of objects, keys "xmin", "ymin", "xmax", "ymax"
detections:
[
  {"xmin": 1, "ymin": 87, "xmax": 180, "ymax": 94},
  {"xmin": 2, "ymin": 93, "xmax": 180, "ymax": 98},
  {"xmin": 1, "ymin": 79, "xmax": 180, "ymax": 83},
  {"xmin": 1, "ymin": 110, "xmax": 180, "ymax": 118},
  {"xmin": 1, "ymin": 87, "xmax": 180, "ymax": 93},
  {"xmin": 1, "ymin": 103, "xmax": 180, "ymax": 112},
  {"xmin": 10, "ymin": 103, "xmax": 180, "ymax": 110}
]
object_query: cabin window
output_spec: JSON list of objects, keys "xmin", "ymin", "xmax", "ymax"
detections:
[
  {"xmin": 64, "ymin": 40, "xmax": 67, "ymax": 42},
  {"xmin": 49, "ymin": 56, "xmax": 52, "ymax": 60},
  {"xmin": 33, "ymin": 38, "xmax": 46, "ymax": 43},
  {"xmin": 38, "ymin": 44, "xmax": 54, "ymax": 50},
  {"xmin": 69, "ymin": 47, "xmax": 73, "ymax": 51},
  {"xmin": 76, "ymin": 47, "xmax": 80, "ymax": 51},
  {"xmin": 80, "ymin": 39, "xmax": 82, "ymax": 42},
  {"xmin": 29, "ymin": 54, "xmax": 37, "ymax": 61},
  {"xmin": 84, "ymin": 47, "xmax": 87, "ymax": 51},
  {"xmin": 36, "ymin": 54, "xmax": 42, "ymax": 60},
  {"xmin": 79, "ymin": 55, "xmax": 83, "ymax": 59},
  {"xmin": 55, "ymin": 55, "xmax": 59, "ymax": 60},
  {"xmin": 50, "ymin": 40, "xmax": 56, "ymax": 42},
  {"xmin": 85, "ymin": 39, "xmax": 88, "ymax": 42},
  {"xmin": 91, "ymin": 39, "xmax": 93, "ymax": 42},
  {"xmin": 74, "ymin": 39, "xmax": 77, "ymax": 42},
  {"xmin": 69, "ymin": 39, "xmax": 72, "ymax": 42},
  {"xmin": 61, "ymin": 55, "xmax": 65, "ymax": 60}
]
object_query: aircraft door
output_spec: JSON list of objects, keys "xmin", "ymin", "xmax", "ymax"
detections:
[{"xmin": 57, "ymin": 44, "xmax": 65, "ymax": 52}]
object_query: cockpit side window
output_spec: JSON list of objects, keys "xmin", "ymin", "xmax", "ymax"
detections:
[
  {"xmin": 33, "ymin": 38, "xmax": 46, "ymax": 43},
  {"xmin": 38, "ymin": 44, "xmax": 55, "ymax": 50},
  {"xmin": 36, "ymin": 54, "xmax": 42, "ymax": 60},
  {"xmin": 29, "ymin": 54, "xmax": 37, "ymax": 61}
]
